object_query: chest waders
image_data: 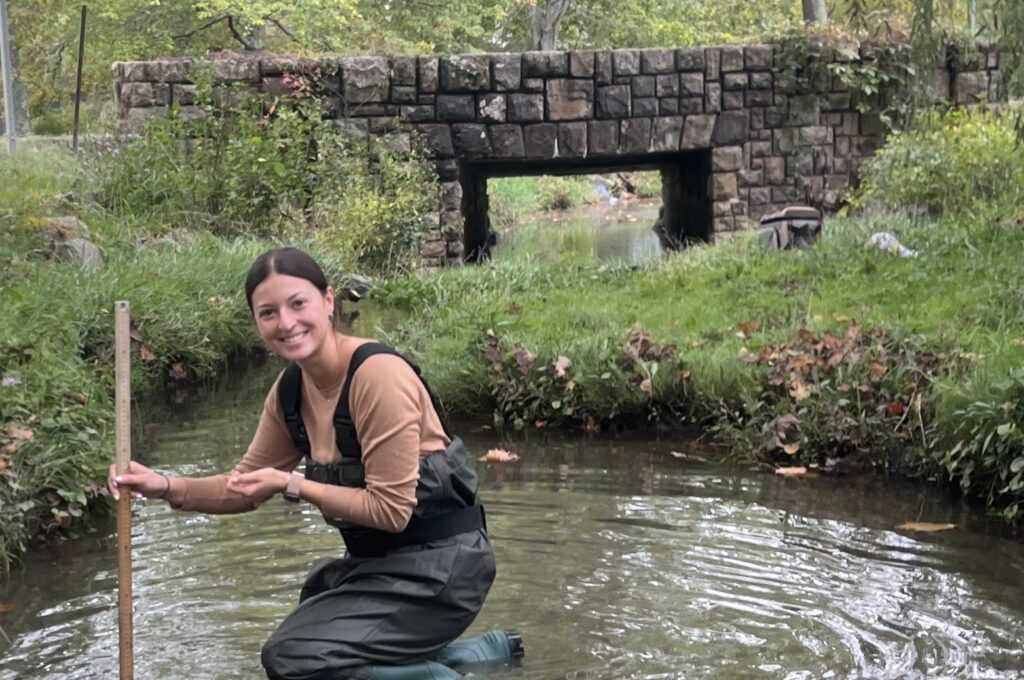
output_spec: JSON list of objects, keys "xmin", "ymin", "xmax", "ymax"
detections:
[{"xmin": 261, "ymin": 343, "xmax": 523, "ymax": 680}]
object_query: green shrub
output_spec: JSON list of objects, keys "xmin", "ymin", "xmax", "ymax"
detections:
[{"xmin": 856, "ymin": 107, "xmax": 1024, "ymax": 216}]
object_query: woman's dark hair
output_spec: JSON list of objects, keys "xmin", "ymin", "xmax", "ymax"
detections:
[{"xmin": 245, "ymin": 247, "xmax": 330, "ymax": 311}]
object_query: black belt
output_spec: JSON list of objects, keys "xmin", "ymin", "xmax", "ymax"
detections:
[{"xmin": 341, "ymin": 505, "xmax": 487, "ymax": 558}]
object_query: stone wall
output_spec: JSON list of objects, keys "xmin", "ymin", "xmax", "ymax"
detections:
[{"xmin": 113, "ymin": 44, "xmax": 1005, "ymax": 266}]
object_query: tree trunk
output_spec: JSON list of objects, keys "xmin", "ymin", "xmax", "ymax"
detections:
[
  {"xmin": 801, "ymin": 0, "xmax": 828, "ymax": 24},
  {"xmin": 528, "ymin": 0, "xmax": 572, "ymax": 51}
]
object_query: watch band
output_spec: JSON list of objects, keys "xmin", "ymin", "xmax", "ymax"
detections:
[{"xmin": 283, "ymin": 471, "xmax": 303, "ymax": 503}]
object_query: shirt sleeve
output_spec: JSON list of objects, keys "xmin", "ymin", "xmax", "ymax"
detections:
[
  {"xmin": 164, "ymin": 376, "xmax": 304, "ymax": 513},
  {"xmin": 311, "ymin": 354, "xmax": 422, "ymax": 533}
]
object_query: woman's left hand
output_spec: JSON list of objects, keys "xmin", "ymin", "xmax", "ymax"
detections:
[{"xmin": 226, "ymin": 467, "xmax": 289, "ymax": 499}]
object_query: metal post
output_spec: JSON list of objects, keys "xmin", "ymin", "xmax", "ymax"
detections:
[
  {"xmin": 72, "ymin": 5, "xmax": 87, "ymax": 152},
  {"xmin": 0, "ymin": 0, "xmax": 17, "ymax": 154}
]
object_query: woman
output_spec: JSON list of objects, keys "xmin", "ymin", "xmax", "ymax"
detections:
[{"xmin": 109, "ymin": 247, "xmax": 521, "ymax": 679}]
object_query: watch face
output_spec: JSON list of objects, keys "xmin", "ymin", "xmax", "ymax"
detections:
[{"xmin": 284, "ymin": 472, "xmax": 303, "ymax": 502}]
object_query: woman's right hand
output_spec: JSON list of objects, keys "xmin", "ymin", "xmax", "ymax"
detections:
[{"xmin": 108, "ymin": 460, "xmax": 171, "ymax": 501}]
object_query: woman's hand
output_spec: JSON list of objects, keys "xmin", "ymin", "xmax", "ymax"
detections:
[
  {"xmin": 227, "ymin": 467, "xmax": 289, "ymax": 500},
  {"xmin": 108, "ymin": 460, "xmax": 171, "ymax": 501}
]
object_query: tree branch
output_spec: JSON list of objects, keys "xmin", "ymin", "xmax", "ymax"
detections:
[
  {"xmin": 172, "ymin": 14, "xmax": 231, "ymax": 42},
  {"xmin": 227, "ymin": 15, "xmax": 257, "ymax": 51}
]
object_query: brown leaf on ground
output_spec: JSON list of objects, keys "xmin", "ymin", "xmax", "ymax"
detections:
[
  {"xmin": 789, "ymin": 380, "xmax": 812, "ymax": 401},
  {"xmin": 168, "ymin": 363, "xmax": 188, "ymax": 380},
  {"xmin": 140, "ymin": 345, "xmax": 157, "ymax": 362},
  {"xmin": 553, "ymin": 356, "xmax": 572, "ymax": 379},
  {"xmin": 5, "ymin": 427, "xmax": 33, "ymax": 441},
  {"xmin": 479, "ymin": 448, "xmax": 520, "ymax": 463},
  {"xmin": 897, "ymin": 522, "xmax": 956, "ymax": 533},
  {"xmin": 514, "ymin": 346, "xmax": 535, "ymax": 374},
  {"xmin": 737, "ymin": 320, "xmax": 761, "ymax": 335},
  {"xmin": 0, "ymin": 602, "xmax": 14, "ymax": 613},
  {"xmin": 885, "ymin": 400, "xmax": 905, "ymax": 417},
  {"xmin": 774, "ymin": 466, "xmax": 819, "ymax": 478},
  {"xmin": 639, "ymin": 377, "xmax": 653, "ymax": 396}
]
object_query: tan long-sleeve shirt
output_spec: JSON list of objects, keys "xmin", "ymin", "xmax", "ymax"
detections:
[{"xmin": 163, "ymin": 340, "xmax": 450, "ymax": 533}]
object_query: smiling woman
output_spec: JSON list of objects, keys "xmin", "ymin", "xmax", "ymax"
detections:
[{"xmin": 107, "ymin": 247, "xmax": 522, "ymax": 679}]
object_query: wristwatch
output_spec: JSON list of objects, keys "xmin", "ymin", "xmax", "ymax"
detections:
[{"xmin": 283, "ymin": 471, "xmax": 303, "ymax": 503}]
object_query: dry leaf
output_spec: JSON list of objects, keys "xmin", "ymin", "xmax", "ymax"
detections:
[
  {"xmin": 679, "ymin": 369, "xmax": 691, "ymax": 380},
  {"xmin": 639, "ymin": 377, "xmax": 652, "ymax": 396},
  {"xmin": 5, "ymin": 427, "xmax": 33, "ymax": 441},
  {"xmin": 789, "ymin": 380, "xmax": 812, "ymax": 401},
  {"xmin": 168, "ymin": 363, "xmax": 188, "ymax": 380},
  {"xmin": 553, "ymin": 356, "xmax": 572, "ymax": 379},
  {"xmin": 2, "ymin": 443, "xmax": 16, "ymax": 455},
  {"xmin": 140, "ymin": 345, "xmax": 157, "ymax": 362},
  {"xmin": 479, "ymin": 448, "xmax": 520, "ymax": 463},
  {"xmin": 0, "ymin": 602, "xmax": 14, "ymax": 613},
  {"xmin": 782, "ymin": 442, "xmax": 800, "ymax": 455},
  {"xmin": 885, "ymin": 400, "xmax": 905, "ymax": 417},
  {"xmin": 775, "ymin": 466, "xmax": 819, "ymax": 478},
  {"xmin": 897, "ymin": 522, "xmax": 956, "ymax": 533}
]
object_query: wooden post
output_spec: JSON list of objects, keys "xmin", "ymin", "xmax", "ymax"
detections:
[
  {"xmin": 72, "ymin": 5, "xmax": 87, "ymax": 152},
  {"xmin": 114, "ymin": 300, "xmax": 134, "ymax": 680}
]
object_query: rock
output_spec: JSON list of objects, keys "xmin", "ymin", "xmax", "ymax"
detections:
[
  {"xmin": 55, "ymin": 238, "xmax": 104, "ymax": 268},
  {"xmin": 341, "ymin": 275, "xmax": 374, "ymax": 301}
]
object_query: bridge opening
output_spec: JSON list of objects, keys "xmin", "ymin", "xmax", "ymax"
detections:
[{"xmin": 459, "ymin": 150, "xmax": 713, "ymax": 262}]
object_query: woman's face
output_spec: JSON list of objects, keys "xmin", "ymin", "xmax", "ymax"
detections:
[{"xmin": 250, "ymin": 273, "xmax": 335, "ymax": 362}]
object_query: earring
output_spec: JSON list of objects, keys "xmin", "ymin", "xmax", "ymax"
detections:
[{"xmin": 328, "ymin": 313, "xmax": 335, "ymax": 324}]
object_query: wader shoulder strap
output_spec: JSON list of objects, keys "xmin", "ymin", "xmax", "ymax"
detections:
[
  {"xmin": 277, "ymin": 343, "xmax": 450, "ymax": 461},
  {"xmin": 278, "ymin": 363, "xmax": 311, "ymax": 458}
]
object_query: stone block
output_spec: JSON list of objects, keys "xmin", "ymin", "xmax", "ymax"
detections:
[
  {"xmin": 676, "ymin": 48, "xmax": 705, "ymax": 72},
  {"xmin": 822, "ymin": 92, "xmax": 851, "ymax": 111},
  {"xmin": 435, "ymin": 159, "xmax": 459, "ymax": 181},
  {"xmin": 333, "ymin": 118, "xmax": 370, "ymax": 139},
  {"xmin": 632, "ymin": 76, "xmax": 655, "ymax": 97},
  {"xmin": 651, "ymin": 116, "xmax": 684, "ymax": 151},
  {"xmin": 596, "ymin": 85, "xmax": 630, "ymax": 118},
  {"xmin": 738, "ymin": 168, "xmax": 763, "ymax": 187},
  {"xmin": 123, "ymin": 107, "xmax": 166, "ymax": 131},
  {"xmin": 440, "ymin": 55, "xmax": 491, "ymax": 92},
  {"xmin": 508, "ymin": 93, "xmax": 545, "ymax": 122},
  {"xmin": 722, "ymin": 91, "xmax": 745, "ymax": 110},
  {"xmin": 156, "ymin": 59, "xmax": 192, "ymax": 83},
  {"xmin": 392, "ymin": 86, "xmax": 418, "ymax": 104},
  {"xmin": 799, "ymin": 125, "xmax": 829, "ymax": 145},
  {"xmin": 788, "ymin": 95, "xmax": 819, "ymax": 126},
  {"xmin": 713, "ymin": 110, "xmax": 748, "ymax": 145},
  {"xmin": 477, "ymin": 94, "xmax": 507, "ymax": 123},
  {"xmin": 745, "ymin": 90, "xmax": 772, "ymax": 107},
  {"xmin": 447, "ymin": 240, "xmax": 466, "ymax": 259},
  {"xmin": 416, "ymin": 124, "xmax": 454, "ymax": 157},
  {"xmin": 750, "ymin": 108, "xmax": 765, "ymax": 130},
  {"xmin": 764, "ymin": 107, "xmax": 786, "ymax": 128},
  {"xmin": 595, "ymin": 51, "xmax": 613, "ymax": 84},
  {"xmin": 558, "ymin": 122, "xmax": 588, "ymax": 157},
  {"xmin": 490, "ymin": 125, "xmax": 526, "ymax": 158},
  {"xmin": 421, "ymin": 239, "xmax": 448, "ymax": 258},
  {"xmin": 656, "ymin": 74, "xmax": 680, "ymax": 97},
  {"xmin": 570, "ymin": 51, "xmax": 596, "ymax": 78},
  {"xmin": 750, "ymin": 71, "xmax": 773, "ymax": 90},
  {"xmin": 547, "ymin": 79, "xmax": 594, "ymax": 120},
  {"xmin": 171, "ymin": 84, "xmax": 197, "ymax": 105},
  {"xmin": 492, "ymin": 54, "xmax": 522, "ymax": 91},
  {"xmin": 705, "ymin": 48, "xmax": 721, "ymax": 80},
  {"xmin": 748, "ymin": 187, "xmax": 771, "ymax": 205},
  {"xmin": 723, "ymin": 72, "xmax": 748, "ymax": 91},
  {"xmin": 120, "ymin": 82, "xmax": 170, "ymax": 108},
  {"xmin": 367, "ymin": 116, "xmax": 400, "ymax": 134},
  {"xmin": 679, "ymin": 73, "xmax": 704, "ymax": 98},
  {"xmin": 773, "ymin": 128, "xmax": 797, "ymax": 154},
  {"xmin": 524, "ymin": 51, "xmax": 568, "ymax": 77},
  {"xmin": 374, "ymin": 132, "xmax": 412, "ymax": 155},
  {"xmin": 955, "ymin": 72, "xmax": 988, "ymax": 103},
  {"xmin": 710, "ymin": 173, "xmax": 738, "ymax": 199},
  {"xmin": 436, "ymin": 95, "xmax": 476, "ymax": 122},
  {"xmin": 632, "ymin": 98, "xmax": 658, "ymax": 117},
  {"xmin": 451, "ymin": 124, "xmax": 492, "ymax": 157},
  {"xmin": 835, "ymin": 136, "xmax": 851, "ymax": 157},
  {"xmin": 712, "ymin": 146, "xmax": 743, "ymax": 172},
  {"xmin": 524, "ymin": 123, "xmax": 558, "ymax": 157},
  {"xmin": 343, "ymin": 57, "xmax": 390, "ymax": 103},
  {"xmin": 745, "ymin": 45, "xmax": 773, "ymax": 70},
  {"xmin": 523, "ymin": 77, "xmax": 545, "ymax": 92},
  {"xmin": 704, "ymin": 83, "xmax": 721, "ymax": 112},
  {"xmin": 859, "ymin": 113, "xmax": 883, "ymax": 136},
  {"xmin": 613, "ymin": 50, "xmax": 640, "ymax": 76},
  {"xmin": 659, "ymin": 98, "xmax": 680, "ymax": 115},
  {"xmin": 588, "ymin": 120, "xmax": 619, "ymax": 155},
  {"xmin": 640, "ymin": 49, "xmax": 675, "ymax": 74},
  {"xmin": 681, "ymin": 114, "xmax": 716, "ymax": 149},
  {"xmin": 387, "ymin": 56, "xmax": 416, "ymax": 87},
  {"xmin": 720, "ymin": 46, "xmax": 744, "ymax": 72},
  {"xmin": 749, "ymin": 141, "xmax": 772, "ymax": 158},
  {"xmin": 400, "ymin": 105, "xmax": 435, "ymax": 123},
  {"xmin": 212, "ymin": 59, "xmax": 260, "ymax": 82},
  {"xmin": 619, "ymin": 118, "xmax": 652, "ymax": 153},
  {"xmin": 419, "ymin": 57, "xmax": 439, "ymax": 92},
  {"xmin": 120, "ymin": 61, "xmax": 156, "ymax": 82},
  {"xmin": 680, "ymin": 97, "xmax": 704, "ymax": 114}
]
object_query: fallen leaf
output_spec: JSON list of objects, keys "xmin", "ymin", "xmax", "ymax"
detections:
[
  {"xmin": 885, "ymin": 400, "xmax": 905, "ymax": 417},
  {"xmin": 679, "ymin": 369, "xmax": 691, "ymax": 380},
  {"xmin": 774, "ymin": 466, "xmax": 818, "ymax": 478},
  {"xmin": 2, "ymin": 443, "xmax": 16, "ymax": 454},
  {"xmin": 514, "ymin": 346, "xmax": 535, "ymax": 374},
  {"xmin": 479, "ymin": 448, "xmax": 520, "ymax": 463},
  {"xmin": 553, "ymin": 356, "xmax": 572, "ymax": 379},
  {"xmin": 140, "ymin": 345, "xmax": 157, "ymax": 362},
  {"xmin": 0, "ymin": 602, "xmax": 14, "ymax": 613},
  {"xmin": 168, "ymin": 363, "xmax": 188, "ymax": 380},
  {"xmin": 897, "ymin": 522, "xmax": 955, "ymax": 533},
  {"xmin": 5, "ymin": 427, "xmax": 33, "ymax": 441},
  {"xmin": 639, "ymin": 377, "xmax": 652, "ymax": 396},
  {"xmin": 782, "ymin": 442, "xmax": 800, "ymax": 455},
  {"xmin": 789, "ymin": 380, "xmax": 812, "ymax": 401},
  {"xmin": 129, "ymin": 326, "xmax": 143, "ymax": 343}
]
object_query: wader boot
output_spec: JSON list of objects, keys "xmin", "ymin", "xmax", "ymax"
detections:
[
  {"xmin": 368, "ymin": 660, "xmax": 462, "ymax": 679},
  {"xmin": 431, "ymin": 630, "xmax": 525, "ymax": 669}
]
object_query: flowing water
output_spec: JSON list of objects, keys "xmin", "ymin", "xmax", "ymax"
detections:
[{"xmin": 1, "ymin": 356, "xmax": 1023, "ymax": 679}]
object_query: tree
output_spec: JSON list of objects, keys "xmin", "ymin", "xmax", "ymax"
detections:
[
  {"xmin": 527, "ymin": 0, "xmax": 571, "ymax": 50},
  {"xmin": 802, "ymin": 0, "xmax": 828, "ymax": 24}
]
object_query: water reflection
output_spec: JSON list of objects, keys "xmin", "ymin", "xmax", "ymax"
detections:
[
  {"xmin": 494, "ymin": 201, "xmax": 663, "ymax": 265},
  {"xmin": 2, "ymin": 367, "xmax": 1024, "ymax": 679}
]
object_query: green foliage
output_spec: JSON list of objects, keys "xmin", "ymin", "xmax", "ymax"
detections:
[{"xmin": 856, "ymin": 107, "xmax": 1024, "ymax": 216}]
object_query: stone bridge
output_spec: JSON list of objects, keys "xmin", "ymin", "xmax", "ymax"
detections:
[{"xmin": 114, "ymin": 44, "xmax": 1003, "ymax": 266}]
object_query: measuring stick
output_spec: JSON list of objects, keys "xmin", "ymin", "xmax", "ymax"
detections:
[{"xmin": 114, "ymin": 300, "xmax": 134, "ymax": 679}]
